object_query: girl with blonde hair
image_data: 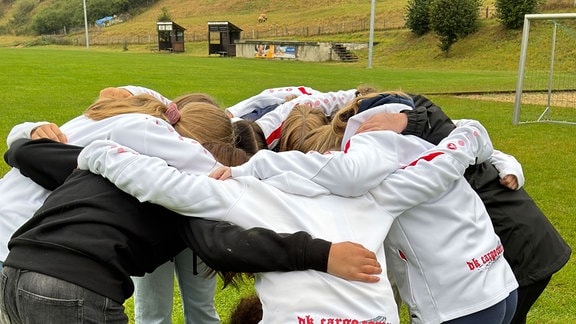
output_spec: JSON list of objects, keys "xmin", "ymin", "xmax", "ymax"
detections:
[
  {"xmin": 279, "ymin": 91, "xmax": 413, "ymax": 153},
  {"xmin": 2, "ymin": 90, "xmax": 234, "ymax": 324},
  {"xmin": 229, "ymin": 88, "xmax": 358, "ymax": 151},
  {"xmin": 172, "ymin": 92, "xmax": 221, "ymax": 108},
  {"xmin": 278, "ymin": 104, "xmax": 340, "ymax": 153},
  {"xmin": 85, "ymin": 92, "xmax": 231, "ymax": 324},
  {"xmin": 84, "ymin": 94, "xmax": 233, "ymax": 146}
]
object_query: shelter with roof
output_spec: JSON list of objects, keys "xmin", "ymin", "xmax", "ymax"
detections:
[
  {"xmin": 207, "ymin": 21, "xmax": 242, "ymax": 56},
  {"xmin": 157, "ymin": 21, "xmax": 186, "ymax": 52}
]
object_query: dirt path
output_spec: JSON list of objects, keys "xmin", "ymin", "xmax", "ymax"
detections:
[{"xmin": 458, "ymin": 92, "xmax": 576, "ymax": 108}]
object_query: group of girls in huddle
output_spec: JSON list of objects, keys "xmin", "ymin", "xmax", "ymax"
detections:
[{"xmin": 0, "ymin": 85, "xmax": 570, "ymax": 324}]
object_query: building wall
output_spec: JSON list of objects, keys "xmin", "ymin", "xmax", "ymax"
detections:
[{"xmin": 235, "ymin": 41, "xmax": 341, "ymax": 62}]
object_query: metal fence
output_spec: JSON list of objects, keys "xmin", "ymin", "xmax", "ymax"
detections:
[{"xmin": 76, "ymin": 6, "xmax": 503, "ymax": 46}]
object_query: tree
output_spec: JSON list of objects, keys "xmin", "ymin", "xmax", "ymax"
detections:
[
  {"xmin": 405, "ymin": 0, "xmax": 432, "ymax": 36},
  {"xmin": 495, "ymin": 0, "xmax": 544, "ymax": 29},
  {"xmin": 31, "ymin": 6, "xmax": 75, "ymax": 35},
  {"xmin": 157, "ymin": 7, "xmax": 172, "ymax": 22},
  {"xmin": 429, "ymin": 0, "xmax": 481, "ymax": 55}
]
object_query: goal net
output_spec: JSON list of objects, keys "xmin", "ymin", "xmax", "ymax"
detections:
[{"xmin": 513, "ymin": 13, "xmax": 576, "ymax": 125}]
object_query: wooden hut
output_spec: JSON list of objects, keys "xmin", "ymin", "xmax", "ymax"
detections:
[
  {"xmin": 157, "ymin": 21, "xmax": 186, "ymax": 52},
  {"xmin": 207, "ymin": 21, "xmax": 242, "ymax": 56}
]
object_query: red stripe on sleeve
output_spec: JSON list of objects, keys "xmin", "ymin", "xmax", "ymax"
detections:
[
  {"xmin": 266, "ymin": 123, "xmax": 284, "ymax": 146},
  {"xmin": 403, "ymin": 151, "xmax": 445, "ymax": 168},
  {"xmin": 342, "ymin": 140, "xmax": 351, "ymax": 153},
  {"xmin": 297, "ymin": 86, "xmax": 312, "ymax": 95}
]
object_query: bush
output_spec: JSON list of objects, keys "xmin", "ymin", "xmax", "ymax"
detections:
[
  {"xmin": 495, "ymin": 0, "xmax": 544, "ymax": 29},
  {"xmin": 31, "ymin": 5, "xmax": 76, "ymax": 35},
  {"xmin": 429, "ymin": 0, "xmax": 482, "ymax": 54},
  {"xmin": 405, "ymin": 0, "xmax": 432, "ymax": 36}
]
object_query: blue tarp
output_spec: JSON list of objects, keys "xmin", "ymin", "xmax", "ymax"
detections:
[{"xmin": 95, "ymin": 16, "xmax": 114, "ymax": 27}]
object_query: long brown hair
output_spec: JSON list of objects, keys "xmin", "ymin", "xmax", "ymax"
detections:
[
  {"xmin": 84, "ymin": 94, "xmax": 234, "ymax": 145},
  {"xmin": 279, "ymin": 90, "xmax": 411, "ymax": 153},
  {"xmin": 84, "ymin": 94, "xmax": 167, "ymax": 121},
  {"xmin": 172, "ymin": 93, "xmax": 221, "ymax": 108},
  {"xmin": 202, "ymin": 141, "xmax": 250, "ymax": 167},
  {"xmin": 232, "ymin": 119, "xmax": 268, "ymax": 155},
  {"xmin": 174, "ymin": 102, "xmax": 234, "ymax": 144},
  {"xmin": 279, "ymin": 104, "xmax": 341, "ymax": 152}
]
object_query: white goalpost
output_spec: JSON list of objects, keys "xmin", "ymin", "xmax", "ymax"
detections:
[{"xmin": 513, "ymin": 13, "xmax": 576, "ymax": 125}]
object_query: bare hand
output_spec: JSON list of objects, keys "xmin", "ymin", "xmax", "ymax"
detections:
[
  {"xmin": 31, "ymin": 123, "xmax": 67, "ymax": 143},
  {"xmin": 356, "ymin": 113, "xmax": 408, "ymax": 134},
  {"xmin": 500, "ymin": 174, "xmax": 519, "ymax": 190},
  {"xmin": 99, "ymin": 87, "xmax": 132, "ymax": 100},
  {"xmin": 209, "ymin": 166, "xmax": 232, "ymax": 180},
  {"xmin": 327, "ymin": 241, "xmax": 382, "ymax": 283}
]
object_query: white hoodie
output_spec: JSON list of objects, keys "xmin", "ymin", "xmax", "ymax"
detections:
[
  {"xmin": 230, "ymin": 106, "xmax": 519, "ymax": 323},
  {"xmin": 225, "ymin": 86, "xmax": 322, "ymax": 117},
  {"xmin": 0, "ymin": 111, "xmax": 216, "ymax": 262}
]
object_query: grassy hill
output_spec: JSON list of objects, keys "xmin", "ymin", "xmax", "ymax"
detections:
[
  {"xmin": 90, "ymin": 0, "xmax": 412, "ymax": 38},
  {"xmin": 1, "ymin": 0, "xmax": 575, "ymax": 73}
]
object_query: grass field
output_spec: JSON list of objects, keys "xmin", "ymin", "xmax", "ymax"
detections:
[{"xmin": 0, "ymin": 46, "xmax": 574, "ymax": 323}]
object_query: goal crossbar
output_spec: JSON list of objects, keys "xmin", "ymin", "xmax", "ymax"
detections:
[{"xmin": 513, "ymin": 13, "xmax": 576, "ymax": 125}]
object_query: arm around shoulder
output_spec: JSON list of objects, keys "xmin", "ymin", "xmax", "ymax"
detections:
[
  {"xmin": 180, "ymin": 218, "xmax": 330, "ymax": 273},
  {"xmin": 7, "ymin": 121, "xmax": 50, "ymax": 147}
]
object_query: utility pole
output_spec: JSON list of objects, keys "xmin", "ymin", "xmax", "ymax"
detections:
[
  {"xmin": 83, "ymin": 0, "xmax": 89, "ymax": 48},
  {"xmin": 368, "ymin": 0, "xmax": 375, "ymax": 68}
]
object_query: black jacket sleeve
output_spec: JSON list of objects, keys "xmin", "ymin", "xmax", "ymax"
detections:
[
  {"xmin": 5, "ymin": 139, "xmax": 333, "ymax": 274},
  {"xmin": 3, "ymin": 138, "xmax": 27, "ymax": 168},
  {"xmin": 4, "ymin": 138, "xmax": 82, "ymax": 190},
  {"xmin": 402, "ymin": 94, "xmax": 457, "ymax": 145},
  {"xmin": 179, "ymin": 218, "xmax": 331, "ymax": 273}
]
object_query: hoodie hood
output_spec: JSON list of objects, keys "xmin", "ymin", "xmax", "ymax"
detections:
[
  {"xmin": 341, "ymin": 103, "xmax": 414, "ymax": 151},
  {"xmin": 357, "ymin": 93, "xmax": 415, "ymax": 114}
]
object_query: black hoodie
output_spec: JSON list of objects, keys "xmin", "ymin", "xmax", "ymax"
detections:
[{"xmin": 4, "ymin": 139, "xmax": 330, "ymax": 303}]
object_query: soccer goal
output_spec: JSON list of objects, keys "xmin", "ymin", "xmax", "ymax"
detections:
[{"xmin": 513, "ymin": 13, "xmax": 576, "ymax": 125}]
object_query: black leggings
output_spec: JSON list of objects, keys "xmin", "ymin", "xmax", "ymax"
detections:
[{"xmin": 510, "ymin": 276, "xmax": 552, "ymax": 324}]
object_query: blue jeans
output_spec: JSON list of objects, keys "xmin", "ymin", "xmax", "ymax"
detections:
[
  {"xmin": 133, "ymin": 249, "xmax": 219, "ymax": 324},
  {"xmin": 0, "ymin": 266, "xmax": 128, "ymax": 324},
  {"xmin": 443, "ymin": 289, "xmax": 518, "ymax": 324}
]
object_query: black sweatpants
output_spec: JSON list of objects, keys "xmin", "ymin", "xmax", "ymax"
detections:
[{"xmin": 510, "ymin": 276, "xmax": 552, "ymax": 324}]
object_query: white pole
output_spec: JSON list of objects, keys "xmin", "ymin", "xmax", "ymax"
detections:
[
  {"xmin": 542, "ymin": 22, "xmax": 558, "ymax": 120},
  {"xmin": 83, "ymin": 0, "xmax": 89, "ymax": 48},
  {"xmin": 513, "ymin": 15, "xmax": 530, "ymax": 125},
  {"xmin": 368, "ymin": 0, "xmax": 375, "ymax": 68}
]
